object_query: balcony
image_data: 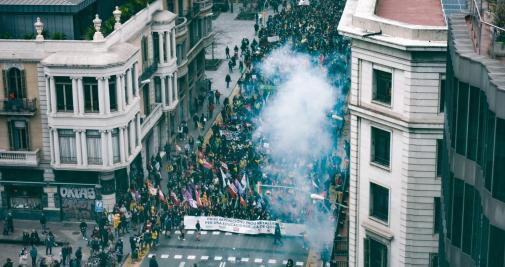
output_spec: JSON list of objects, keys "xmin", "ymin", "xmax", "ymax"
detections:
[
  {"xmin": 141, "ymin": 103, "xmax": 163, "ymax": 138},
  {"xmin": 176, "ymin": 17, "xmax": 188, "ymax": 37},
  {"xmin": 0, "ymin": 149, "xmax": 40, "ymax": 167},
  {"xmin": 140, "ymin": 60, "xmax": 159, "ymax": 83},
  {"xmin": 0, "ymin": 98, "xmax": 37, "ymax": 116},
  {"xmin": 196, "ymin": 0, "xmax": 213, "ymax": 12}
]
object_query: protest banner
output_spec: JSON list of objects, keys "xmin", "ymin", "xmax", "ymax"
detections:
[{"xmin": 184, "ymin": 216, "xmax": 306, "ymax": 236}]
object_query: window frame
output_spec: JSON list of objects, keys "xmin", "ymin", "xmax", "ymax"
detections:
[
  {"xmin": 372, "ymin": 66, "xmax": 393, "ymax": 107},
  {"xmin": 8, "ymin": 119, "xmax": 30, "ymax": 151},
  {"xmin": 370, "ymin": 125, "xmax": 392, "ymax": 170},
  {"xmin": 83, "ymin": 77, "xmax": 99, "ymax": 113},
  {"xmin": 369, "ymin": 181, "xmax": 390, "ymax": 225},
  {"xmin": 55, "ymin": 77, "xmax": 73, "ymax": 113},
  {"xmin": 364, "ymin": 233, "xmax": 389, "ymax": 267},
  {"xmin": 439, "ymin": 74, "xmax": 446, "ymax": 113}
]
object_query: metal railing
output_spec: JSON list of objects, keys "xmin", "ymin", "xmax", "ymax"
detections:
[
  {"xmin": 0, "ymin": 149, "xmax": 40, "ymax": 166},
  {"xmin": 0, "ymin": 98, "xmax": 36, "ymax": 114},
  {"xmin": 468, "ymin": 0, "xmax": 505, "ymax": 58},
  {"xmin": 176, "ymin": 17, "xmax": 188, "ymax": 36},
  {"xmin": 140, "ymin": 60, "xmax": 158, "ymax": 82}
]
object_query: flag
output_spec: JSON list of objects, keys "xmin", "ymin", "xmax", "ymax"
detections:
[
  {"xmin": 170, "ymin": 192, "xmax": 180, "ymax": 206},
  {"xmin": 158, "ymin": 190, "xmax": 166, "ymax": 203},
  {"xmin": 256, "ymin": 181, "xmax": 262, "ymax": 195},
  {"xmin": 228, "ymin": 182, "xmax": 238, "ymax": 198},
  {"xmin": 220, "ymin": 168, "xmax": 227, "ymax": 189},
  {"xmin": 240, "ymin": 196, "xmax": 247, "ymax": 207},
  {"xmin": 195, "ymin": 190, "xmax": 202, "ymax": 208},
  {"xmin": 183, "ymin": 189, "xmax": 192, "ymax": 201},
  {"xmin": 202, "ymin": 160, "xmax": 213, "ymax": 169},
  {"xmin": 234, "ymin": 179, "xmax": 244, "ymax": 196},
  {"xmin": 240, "ymin": 174, "xmax": 247, "ymax": 191},
  {"xmin": 201, "ymin": 192, "xmax": 209, "ymax": 208},
  {"xmin": 189, "ymin": 199, "xmax": 198, "ymax": 209},
  {"xmin": 220, "ymin": 161, "xmax": 229, "ymax": 171},
  {"xmin": 148, "ymin": 186, "xmax": 157, "ymax": 196}
]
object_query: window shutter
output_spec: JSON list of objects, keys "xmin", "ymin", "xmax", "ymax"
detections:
[
  {"xmin": 2, "ymin": 69, "xmax": 7, "ymax": 98},
  {"xmin": 20, "ymin": 69, "xmax": 26, "ymax": 98}
]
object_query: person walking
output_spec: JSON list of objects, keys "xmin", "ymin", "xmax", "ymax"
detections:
[
  {"xmin": 79, "ymin": 221, "xmax": 87, "ymax": 240},
  {"xmin": 149, "ymin": 255, "xmax": 158, "ymax": 267},
  {"xmin": 225, "ymin": 46, "xmax": 230, "ymax": 59},
  {"xmin": 225, "ymin": 74, "xmax": 231, "ymax": 88},
  {"xmin": 39, "ymin": 213, "xmax": 47, "ymax": 233},
  {"xmin": 19, "ymin": 248, "xmax": 28, "ymax": 267},
  {"xmin": 178, "ymin": 223, "xmax": 185, "ymax": 241},
  {"xmin": 29, "ymin": 246, "xmax": 37, "ymax": 267},
  {"xmin": 75, "ymin": 247, "xmax": 82, "ymax": 267},
  {"xmin": 6, "ymin": 211, "xmax": 14, "ymax": 233},
  {"xmin": 195, "ymin": 220, "xmax": 201, "ymax": 241},
  {"xmin": 61, "ymin": 244, "xmax": 69, "ymax": 266},
  {"xmin": 45, "ymin": 232, "xmax": 54, "ymax": 255},
  {"xmin": 214, "ymin": 90, "xmax": 221, "ymax": 104},
  {"xmin": 273, "ymin": 221, "xmax": 283, "ymax": 245}
]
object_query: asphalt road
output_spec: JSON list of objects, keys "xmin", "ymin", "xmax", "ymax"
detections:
[{"xmin": 140, "ymin": 230, "xmax": 307, "ymax": 267}]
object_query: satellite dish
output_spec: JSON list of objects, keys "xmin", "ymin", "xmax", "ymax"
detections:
[{"xmin": 298, "ymin": 0, "xmax": 310, "ymax": 6}]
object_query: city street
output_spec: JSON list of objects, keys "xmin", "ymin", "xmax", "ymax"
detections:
[{"xmin": 141, "ymin": 231, "xmax": 307, "ymax": 267}]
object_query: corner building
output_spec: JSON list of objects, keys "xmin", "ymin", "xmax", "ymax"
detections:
[
  {"xmin": 339, "ymin": 0, "xmax": 447, "ymax": 265},
  {"xmin": 0, "ymin": 0, "xmax": 213, "ymax": 220},
  {"xmin": 439, "ymin": 0, "xmax": 505, "ymax": 266}
]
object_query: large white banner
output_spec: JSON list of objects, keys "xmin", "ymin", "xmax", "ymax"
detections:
[{"xmin": 184, "ymin": 216, "xmax": 306, "ymax": 236}]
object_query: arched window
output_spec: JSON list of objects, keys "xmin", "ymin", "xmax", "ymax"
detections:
[{"xmin": 2, "ymin": 68, "xmax": 26, "ymax": 99}]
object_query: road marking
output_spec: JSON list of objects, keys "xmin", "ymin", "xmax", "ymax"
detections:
[
  {"xmin": 187, "ymin": 230, "xmax": 195, "ymax": 235},
  {"xmin": 187, "ymin": 255, "xmax": 196, "ymax": 260},
  {"xmin": 174, "ymin": 255, "xmax": 182, "ymax": 259},
  {"xmin": 228, "ymin": 256, "xmax": 236, "ymax": 262},
  {"xmin": 214, "ymin": 256, "xmax": 222, "ymax": 261},
  {"xmin": 225, "ymin": 232, "xmax": 232, "ymax": 235},
  {"xmin": 254, "ymin": 258, "xmax": 263, "ymax": 263},
  {"xmin": 161, "ymin": 254, "xmax": 169, "ymax": 259},
  {"xmin": 148, "ymin": 254, "xmax": 154, "ymax": 258},
  {"xmin": 283, "ymin": 260, "xmax": 287, "ymax": 264},
  {"xmin": 296, "ymin": 262, "xmax": 304, "ymax": 266},
  {"xmin": 268, "ymin": 259, "xmax": 277, "ymax": 264},
  {"xmin": 201, "ymin": 256, "xmax": 209, "ymax": 260},
  {"xmin": 241, "ymin": 257, "xmax": 249, "ymax": 262},
  {"xmin": 201, "ymin": 231, "xmax": 208, "ymax": 235},
  {"xmin": 178, "ymin": 262, "xmax": 185, "ymax": 267},
  {"xmin": 212, "ymin": 231, "xmax": 220, "ymax": 235},
  {"xmin": 175, "ymin": 230, "xmax": 181, "ymax": 234}
]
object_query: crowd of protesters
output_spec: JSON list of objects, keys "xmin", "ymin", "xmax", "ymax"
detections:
[{"xmin": 2, "ymin": 1, "xmax": 349, "ymax": 266}]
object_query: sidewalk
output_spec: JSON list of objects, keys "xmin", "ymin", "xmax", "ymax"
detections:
[{"xmin": 0, "ymin": 219, "xmax": 95, "ymax": 265}]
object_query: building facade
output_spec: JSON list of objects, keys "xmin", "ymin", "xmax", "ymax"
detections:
[
  {"xmin": 0, "ymin": 0, "xmax": 213, "ymax": 220},
  {"xmin": 338, "ymin": 0, "xmax": 447, "ymax": 265},
  {"xmin": 439, "ymin": 1, "xmax": 505, "ymax": 266}
]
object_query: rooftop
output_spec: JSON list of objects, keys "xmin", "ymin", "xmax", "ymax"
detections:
[{"xmin": 375, "ymin": 0, "xmax": 446, "ymax": 27}]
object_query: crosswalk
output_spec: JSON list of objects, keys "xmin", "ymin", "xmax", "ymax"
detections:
[{"xmin": 147, "ymin": 253, "xmax": 304, "ymax": 266}]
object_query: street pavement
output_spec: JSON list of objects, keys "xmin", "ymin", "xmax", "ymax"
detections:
[{"xmin": 140, "ymin": 230, "xmax": 307, "ymax": 267}]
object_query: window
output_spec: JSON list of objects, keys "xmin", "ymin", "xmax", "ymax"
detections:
[
  {"xmin": 364, "ymin": 236, "xmax": 388, "ymax": 267},
  {"xmin": 153, "ymin": 32, "xmax": 160, "ymax": 63},
  {"xmin": 163, "ymin": 32, "xmax": 168, "ymax": 62},
  {"xmin": 86, "ymin": 130, "xmax": 102, "ymax": 165},
  {"xmin": 451, "ymin": 178, "xmax": 464, "ymax": 248},
  {"xmin": 55, "ymin": 77, "xmax": 73, "ymax": 112},
  {"xmin": 492, "ymin": 118, "xmax": 505, "ymax": 202},
  {"xmin": 112, "ymin": 128, "xmax": 120, "ymax": 163},
  {"xmin": 170, "ymin": 32, "xmax": 174, "ymax": 58},
  {"xmin": 58, "ymin": 129, "xmax": 76, "ymax": 164},
  {"xmin": 456, "ymin": 82, "xmax": 469, "ymax": 155},
  {"xmin": 8, "ymin": 120, "xmax": 29, "ymax": 150},
  {"xmin": 436, "ymin": 139, "xmax": 443, "ymax": 177},
  {"xmin": 477, "ymin": 91, "xmax": 486, "ymax": 165},
  {"xmin": 462, "ymin": 184, "xmax": 474, "ymax": 254},
  {"xmin": 131, "ymin": 64, "xmax": 137, "ymax": 96},
  {"xmin": 434, "ymin": 197, "xmax": 440, "ymax": 234},
  {"xmin": 370, "ymin": 182, "xmax": 389, "ymax": 223},
  {"xmin": 439, "ymin": 78, "xmax": 445, "ymax": 113},
  {"xmin": 3, "ymin": 68, "xmax": 26, "ymax": 99},
  {"xmin": 429, "ymin": 253, "xmax": 439, "ymax": 267},
  {"xmin": 372, "ymin": 69, "xmax": 392, "ymax": 105},
  {"xmin": 371, "ymin": 127, "xmax": 391, "ymax": 167},
  {"xmin": 83, "ymin": 77, "xmax": 99, "ymax": 113},
  {"xmin": 155, "ymin": 77, "xmax": 162, "ymax": 103},
  {"xmin": 485, "ymin": 110, "xmax": 495, "ymax": 191},
  {"xmin": 141, "ymin": 36, "xmax": 148, "ymax": 65},
  {"xmin": 109, "ymin": 76, "xmax": 117, "ymax": 111},
  {"xmin": 467, "ymin": 86, "xmax": 479, "ymax": 160},
  {"xmin": 488, "ymin": 225, "xmax": 505, "ymax": 267}
]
